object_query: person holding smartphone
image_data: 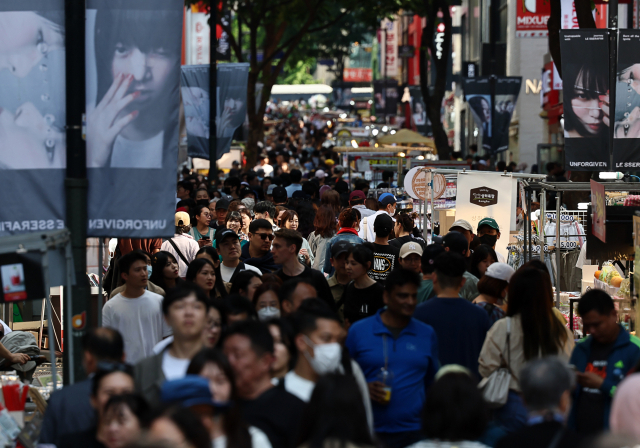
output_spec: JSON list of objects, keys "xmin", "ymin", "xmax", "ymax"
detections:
[{"xmin": 189, "ymin": 205, "xmax": 215, "ymax": 247}]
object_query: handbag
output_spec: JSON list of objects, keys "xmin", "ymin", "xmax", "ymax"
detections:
[{"xmin": 479, "ymin": 316, "xmax": 513, "ymax": 408}]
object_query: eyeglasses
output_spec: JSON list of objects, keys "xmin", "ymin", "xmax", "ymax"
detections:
[
  {"xmin": 96, "ymin": 361, "xmax": 134, "ymax": 376},
  {"xmin": 255, "ymin": 233, "xmax": 275, "ymax": 241}
]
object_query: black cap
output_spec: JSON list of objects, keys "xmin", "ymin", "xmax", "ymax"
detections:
[
  {"xmin": 443, "ymin": 231, "xmax": 469, "ymax": 255},
  {"xmin": 331, "ymin": 241, "xmax": 353, "ymax": 258},
  {"xmin": 239, "ymin": 185, "xmax": 254, "ymax": 199},
  {"xmin": 215, "ymin": 199, "xmax": 230, "ymax": 210},
  {"xmin": 421, "ymin": 244, "xmax": 446, "ymax": 274},
  {"xmin": 214, "ymin": 228, "xmax": 239, "ymax": 247},
  {"xmin": 272, "ymin": 186, "xmax": 287, "ymax": 203},
  {"xmin": 292, "ymin": 190, "xmax": 310, "ymax": 200},
  {"xmin": 374, "ymin": 213, "xmax": 394, "ymax": 233}
]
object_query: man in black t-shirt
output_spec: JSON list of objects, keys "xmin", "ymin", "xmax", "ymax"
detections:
[
  {"xmin": 223, "ymin": 321, "xmax": 305, "ymax": 448},
  {"xmin": 272, "ymin": 229, "xmax": 335, "ymax": 310},
  {"xmin": 367, "ymin": 214, "xmax": 400, "ymax": 284}
]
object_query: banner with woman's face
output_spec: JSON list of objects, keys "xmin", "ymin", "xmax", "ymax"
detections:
[
  {"xmin": 0, "ymin": 0, "xmax": 67, "ymax": 236},
  {"xmin": 86, "ymin": 0, "xmax": 182, "ymax": 237},
  {"xmin": 613, "ymin": 30, "xmax": 640, "ymax": 169},
  {"xmin": 560, "ymin": 30, "xmax": 610, "ymax": 171}
]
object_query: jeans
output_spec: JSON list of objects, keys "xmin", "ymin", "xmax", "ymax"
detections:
[
  {"xmin": 493, "ymin": 390, "xmax": 528, "ymax": 433},
  {"xmin": 376, "ymin": 430, "xmax": 424, "ymax": 448}
]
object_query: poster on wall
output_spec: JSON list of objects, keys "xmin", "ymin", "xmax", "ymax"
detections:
[
  {"xmin": 373, "ymin": 80, "xmax": 399, "ymax": 116},
  {"xmin": 560, "ymin": 30, "xmax": 610, "ymax": 171},
  {"xmin": 463, "ymin": 77, "xmax": 521, "ymax": 154},
  {"xmin": 85, "ymin": 0, "xmax": 183, "ymax": 237},
  {"xmin": 408, "ymin": 86, "xmax": 432, "ymax": 136},
  {"xmin": 0, "ymin": 0, "xmax": 67, "ymax": 236},
  {"xmin": 613, "ymin": 31, "xmax": 640, "ymax": 169},
  {"xmin": 455, "ymin": 173, "xmax": 517, "ymax": 261},
  {"xmin": 181, "ymin": 63, "xmax": 249, "ymax": 160}
]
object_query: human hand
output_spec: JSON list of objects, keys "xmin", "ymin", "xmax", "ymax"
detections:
[
  {"xmin": 368, "ymin": 381, "xmax": 388, "ymax": 404},
  {"xmin": 600, "ymin": 93, "xmax": 610, "ymax": 127},
  {"xmin": 576, "ymin": 371, "xmax": 604, "ymax": 389},
  {"xmin": 198, "ymin": 239, "xmax": 212, "ymax": 248},
  {"xmin": 9, "ymin": 353, "xmax": 30, "ymax": 365},
  {"xmin": 614, "ymin": 106, "xmax": 640, "ymax": 138},
  {"xmin": 619, "ymin": 64, "xmax": 640, "ymax": 95},
  {"xmin": 87, "ymin": 73, "xmax": 139, "ymax": 167}
]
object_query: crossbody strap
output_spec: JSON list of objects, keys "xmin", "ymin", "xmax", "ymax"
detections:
[{"xmin": 167, "ymin": 238, "xmax": 190, "ymax": 267}]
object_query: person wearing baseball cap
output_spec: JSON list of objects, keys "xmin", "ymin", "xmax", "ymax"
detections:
[
  {"xmin": 449, "ymin": 219, "xmax": 474, "ymax": 247},
  {"xmin": 326, "ymin": 241, "xmax": 354, "ymax": 316},
  {"xmin": 315, "ymin": 170, "xmax": 329, "ymax": 185},
  {"xmin": 211, "ymin": 199, "xmax": 230, "ymax": 231},
  {"xmin": 473, "ymin": 262, "xmax": 514, "ymax": 324},
  {"xmin": 215, "ymin": 229, "xmax": 262, "ymax": 282},
  {"xmin": 418, "ymin": 244, "xmax": 446, "ymax": 303},
  {"xmin": 359, "ymin": 192, "xmax": 397, "ymax": 243},
  {"xmin": 349, "ymin": 190, "xmax": 375, "ymax": 219},
  {"xmin": 398, "ymin": 242, "xmax": 423, "ymax": 274},
  {"xmin": 476, "ymin": 217, "xmax": 505, "ymax": 263},
  {"xmin": 160, "ymin": 212, "xmax": 200, "ymax": 277},
  {"xmin": 367, "ymin": 214, "xmax": 400, "ymax": 284}
]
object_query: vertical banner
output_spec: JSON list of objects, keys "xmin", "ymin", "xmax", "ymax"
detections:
[
  {"xmin": 463, "ymin": 78, "xmax": 492, "ymax": 152},
  {"xmin": 373, "ymin": 80, "xmax": 399, "ymax": 116},
  {"xmin": 408, "ymin": 86, "xmax": 432, "ymax": 136},
  {"xmin": 86, "ymin": 0, "xmax": 183, "ymax": 237},
  {"xmin": 181, "ymin": 64, "xmax": 249, "ymax": 160},
  {"xmin": 493, "ymin": 77, "xmax": 522, "ymax": 153},
  {"xmin": 455, "ymin": 173, "xmax": 517, "ymax": 262},
  {"xmin": 613, "ymin": 31, "xmax": 640, "ymax": 169},
  {"xmin": 0, "ymin": 1, "xmax": 66, "ymax": 236},
  {"xmin": 590, "ymin": 179, "xmax": 606, "ymax": 243},
  {"xmin": 560, "ymin": 30, "xmax": 610, "ymax": 170},
  {"xmin": 380, "ymin": 18, "xmax": 398, "ymax": 78}
]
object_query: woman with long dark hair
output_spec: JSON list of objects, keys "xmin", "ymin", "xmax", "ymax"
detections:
[
  {"xmin": 390, "ymin": 213, "xmax": 425, "ymax": 249},
  {"xmin": 150, "ymin": 251, "xmax": 182, "ymax": 292},
  {"xmin": 187, "ymin": 349, "xmax": 271, "ymax": 448},
  {"xmin": 467, "ymin": 244, "xmax": 497, "ymax": 280},
  {"xmin": 297, "ymin": 374, "xmax": 378, "ymax": 448},
  {"xmin": 321, "ymin": 190, "xmax": 342, "ymax": 219},
  {"xmin": 146, "ymin": 405, "xmax": 211, "ymax": 448},
  {"xmin": 266, "ymin": 318, "xmax": 294, "ymax": 380},
  {"xmin": 307, "ymin": 205, "xmax": 337, "ymax": 271},
  {"xmin": 228, "ymin": 270, "xmax": 263, "ymax": 301},
  {"xmin": 341, "ymin": 245, "xmax": 384, "ymax": 327},
  {"xmin": 195, "ymin": 247, "xmax": 229, "ymax": 297},
  {"xmin": 478, "ymin": 267, "xmax": 574, "ymax": 432},
  {"xmin": 186, "ymin": 258, "xmax": 227, "ymax": 299},
  {"xmin": 279, "ymin": 209, "xmax": 314, "ymax": 266}
]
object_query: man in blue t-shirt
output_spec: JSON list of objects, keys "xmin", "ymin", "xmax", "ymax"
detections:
[
  {"xmin": 346, "ymin": 269, "xmax": 439, "ymax": 448},
  {"xmin": 413, "ymin": 251, "xmax": 491, "ymax": 380}
]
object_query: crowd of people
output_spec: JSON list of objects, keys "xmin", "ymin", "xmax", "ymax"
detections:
[{"xmin": 37, "ymin": 127, "xmax": 640, "ymax": 448}]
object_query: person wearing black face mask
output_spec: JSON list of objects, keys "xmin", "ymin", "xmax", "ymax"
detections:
[{"xmin": 477, "ymin": 218, "xmax": 505, "ymax": 263}]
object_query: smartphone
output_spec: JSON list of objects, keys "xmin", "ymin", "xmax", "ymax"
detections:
[{"xmin": 201, "ymin": 236, "xmax": 211, "ymax": 241}]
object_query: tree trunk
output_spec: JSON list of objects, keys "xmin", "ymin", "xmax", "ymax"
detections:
[{"xmin": 420, "ymin": 0, "xmax": 453, "ymax": 160}]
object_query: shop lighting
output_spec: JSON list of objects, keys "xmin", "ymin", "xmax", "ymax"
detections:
[
  {"xmin": 577, "ymin": 203, "xmax": 590, "ymax": 210},
  {"xmin": 372, "ymin": 129, "xmax": 379, "ymax": 136},
  {"xmin": 368, "ymin": 100, "xmax": 373, "ymax": 104},
  {"xmin": 417, "ymin": 155, "xmax": 425, "ymax": 160},
  {"xmin": 365, "ymin": 126, "xmax": 370, "ymax": 130},
  {"xmin": 599, "ymin": 172, "xmax": 623, "ymax": 180},
  {"xmin": 323, "ymin": 107, "xmax": 329, "ymax": 112},
  {"xmin": 382, "ymin": 126, "xmax": 389, "ymax": 132},
  {"xmin": 398, "ymin": 152, "xmax": 406, "ymax": 158},
  {"xmin": 350, "ymin": 101, "xmax": 355, "ymax": 105},
  {"xmin": 327, "ymin": 121, "xmax": 332, "ymax": 127},
  {"xmin": 351, "ymin": 140, "xmax": 359, "ymax": 149},
  {"xmin": 390, "ymin": 130, "xmax": 396, "ymax": 134}
]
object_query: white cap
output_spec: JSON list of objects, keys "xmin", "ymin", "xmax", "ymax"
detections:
[
  {"xmin": 399, "ymin": 241, "xmax": 424, "ymax": 258},
  {"xmin": 485, "ymin": 263, "xmax": 515, "ymax": 283},
  {"xmin": 315, "ymin": 170, "xmax": 329, "ymax": 178},
  {"xmin": 450, "ymin": 219, "xmax": 473, "ymax": 232}
]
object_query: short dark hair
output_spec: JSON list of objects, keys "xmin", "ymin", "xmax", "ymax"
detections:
[
  {"xmin": 224, "ymin": 177, "xmax": 241, "ymax": 189},
  {"xmin": 224, "ymin": 320, "xmax": 274, "ymax": 356},
  {"xmin": 249, "ymin": 218, "xmax": 273, "ymax": 233},
  {"xmin": 162, "ymin": 283, "xmax": 211, "ymax": 316},
  {"xmin": 434, "ymin": 252, "xmax": 466, "ymax": 289},
  {"xmin": 578, "ymin": 289, "xmax": 615, "ymax": 317},
  {"xmin": 275, "ymin": 229, "xmax": 303, "ymax": 253},
  {"xmin": 422, "ymin": 244, "xmax": 445, "ymax": 274},
  {"xmin": 292, "ymin": 299, "xmax": 340, "ymax": 337},
  {"xmin": 229, "ymin": 270, "xmax": 262, "ymax": 296},
  {"xmin": 118, "ymin": 251, "xmax": 148, "ymax": 276},
  {"xmin": 223, "ymin": 294, "xmax": 256, "ymax": 319},
  {"xmin": 145, "ymin": 405, "xmax": 211, "ymax": 448},
  {"xmin": 443, "ymin": 231, "xmax": 469, "ymax": 256},
  {"xmin": 254, "ymin": 201, "xmax": 277, "ymax": 219},
  {"xmin": 103, "ymin": 393, "xmax": 149, "ymax": 425},
  {"xmin": 477, "ymin": 275, "xmax": 508, "ymax": 298},
  {"xmin": 92, "ymin": 363, "xmax": 134, "ymax": 397},
  {"xmin": 347, "ymin": 245, "xmax": 374, "ymax": 271},
  {"xmin": 422, "ymin": 373, "xmax": 488, "ymax": 441},
  {"xmin": 302, "ymin": 181, "xmax": 319, "ymax": 199},
  {"xmin": 384, "ymin": 268, "xmax": 421, "ymax": 293},
  {"xmin": 279, "ymin": 278, "xmax": 316, "ymax": 306},
  {"xmin": 82, "ymin": 327, "xmax": 124, "ymax": 362},
  {"xmin": 178, "ymin": 181, "xmax": 194, "ymax": 194},
  {"xmin": 290, "ymin": 169, "xmax": 302, "ymax": 183}
]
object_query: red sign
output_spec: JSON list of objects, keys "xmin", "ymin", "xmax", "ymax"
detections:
[
  {"xmin": 516, "ymin": 0, "xmax": 551, "ymax": 37},
  {"xmin": 343, "ymin": 68, "xmax": 373, "ymax": 82},
  {"xmin": 590, "ymin": 179, "xmax": 606, "ymax": 243}
]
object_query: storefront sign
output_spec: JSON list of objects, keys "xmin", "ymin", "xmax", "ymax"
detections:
[
  {"xmin": 380, "ymin": 18, "xmax": 398, "ymax": 77},
  {"xmin": 0, "ymin": 0, "xmax": 67, "ymax": 236},
  {"xmin": 590, "ymin": 179, "xmax": 606, "ymax": 243},
  {"xmin": 404, "ymin": 168, "xmax": 446, "ymax": 200},
  {"xmin": 560, "ymin": 30, "xmax": 610, "ymax": 170},
  {"xmin": 516, "ymin": 0, "xmax": 551, "ymax": 37},
  {"xmin": 343, "ymin": 68, "xmax": 372, "ymax": 82},
  {"xmin": 456, "ymin": 173, "xmax": 517, "ymax": 261}
]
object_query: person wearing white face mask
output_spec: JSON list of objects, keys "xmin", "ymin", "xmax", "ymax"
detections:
[{"xmin": 285, "ymin": 299, "xmax": 374, "ymax": 431}]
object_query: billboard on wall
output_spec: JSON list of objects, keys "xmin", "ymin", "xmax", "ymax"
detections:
[
  {"xmin": 380, "ymin": 18, "xmax": 398, "ymax": 78},
  {"xmin": 0, "ymin": 0, "xmax": 67, "ymax": 236},
  {"xmin": 86, "ymin": 0, "xmax": 183, "ymax": 237},
  {"xmin": 516, "ymin": 0, "xmax": 551, "ymax": 37}
]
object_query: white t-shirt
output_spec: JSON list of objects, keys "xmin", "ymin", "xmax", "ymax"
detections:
[
  {"xmin": 162, "ymin": 350, "xmax": 191, "ymax": 380},
  {"xmin": 111, "ymin": 131, "xmax": 164, "ymax": 168},
  {"xmin": 220, "ymin": 262, "xmax": 262, "ymax": 282},
  {"xmin": 0, "ymin": 320, "xmax": 12, "ymax": 336},
  {"xmin": 102, "ymin": 290, "xmax": 172, "ymax": 364},
  {"xmin": 359, "ymin": 210, "xmax": 395, "ymax": 242},
  {"xmin": 283, "ymin": 370, "xmax": 315, "ymax": 402},
  {"xmin": 161, "ymin": 234, "xmax": 200, "ymax": 277},
  {"xmin": 212, "ymin": 426, "xmax": 273, "ymax": 448}
]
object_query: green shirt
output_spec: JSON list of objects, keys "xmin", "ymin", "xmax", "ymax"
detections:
[{"xmin": 418, "ymin": 279, "xmax": 435, "ymax": 304}]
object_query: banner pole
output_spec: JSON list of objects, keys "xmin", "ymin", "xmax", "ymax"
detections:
[
  {"xmin": 209, "ymin": 5, "xmax": 218, "ymax": 180},
  {"xmin": 490, "ymin": 75, "xmax": 496, "ymax": 169},
  {"xmin": 64, "ymin": 0, "xmax": 89, "ymax": 385},
  {"xmin": 609, "ymin": 0, "xmax": 618, "ymax": 170}
]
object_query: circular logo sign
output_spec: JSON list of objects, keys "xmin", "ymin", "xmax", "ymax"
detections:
[{"xmin": 404, "ymin": 168, "xmax": 446, "ymax": 200}]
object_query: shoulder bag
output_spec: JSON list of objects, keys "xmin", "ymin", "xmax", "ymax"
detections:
[
  {"xmin": 167, "ymin": 238, "xmax": 191, "ymax": 267},
  {"xmin": 478, "ymin": 317, "xmax": 513, "ymax": 408}
]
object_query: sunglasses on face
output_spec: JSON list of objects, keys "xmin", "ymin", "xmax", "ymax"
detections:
[{"xmin": 255, "ymin": 233, "xmax": 275, "ymax": 241}]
